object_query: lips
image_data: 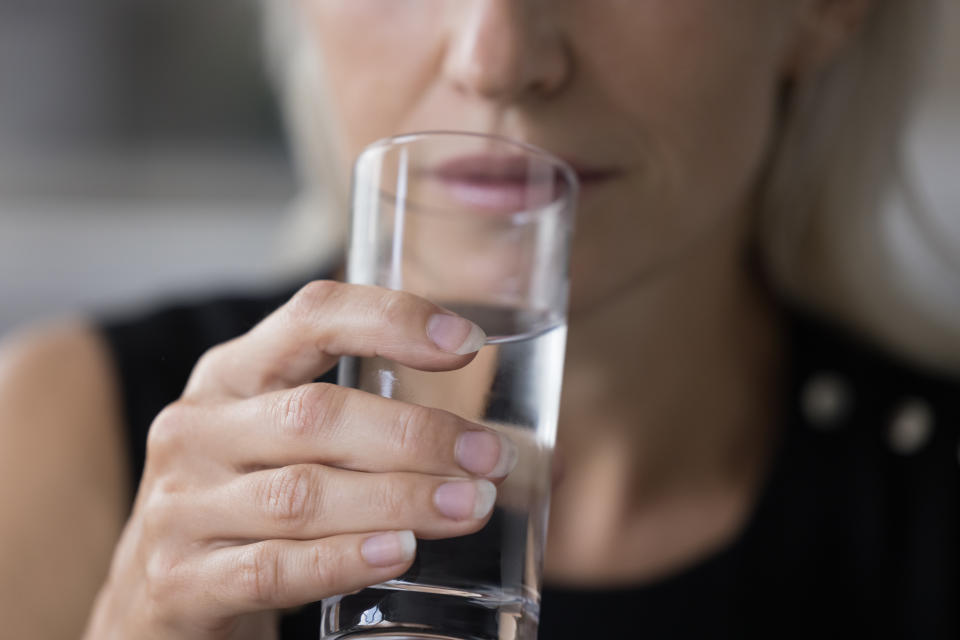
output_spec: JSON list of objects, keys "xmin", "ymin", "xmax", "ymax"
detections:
[
  {"xmin": 431, "ymin": 153, "xmax": 615, "ymax": 214},
  {"xmin": 430, "ymin": 154, "xmax": 549, "ymax": 213}
]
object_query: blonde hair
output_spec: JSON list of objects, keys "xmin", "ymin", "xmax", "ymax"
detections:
[
  {"xmin": 760, "ymin": 0, "xmax": 960, "ymax": 370},
  {"xmin": 262, "ymin": 0, "xmax": 348, "ymax": 274},
  {"xmin": 263, "ymin": 0, "xmax": 960, "ymax": 370}
]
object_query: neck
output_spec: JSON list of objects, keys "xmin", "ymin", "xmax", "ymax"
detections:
[
  {"xmin": 546, "ymin": 225, "xmax": 784, "ymax": 584},
  {"xmin": 562, "ymin": 234, "xmax": 783, "ymax": 494}
]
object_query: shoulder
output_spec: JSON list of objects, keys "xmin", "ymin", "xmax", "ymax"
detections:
[
  {"xmin": 0, "ymin": 321, "xmax": 125, "ymax": 478},
  {"xmin": 0, "ymin": 323, "xmax": 131, "ymax": 636},
  {"xmin": 0, "ymin": 319, "xmax": 129, "ymax": 539},
  {"xmin": 0, "ymin": 320, "xmax": 121, "ymax": 436}
]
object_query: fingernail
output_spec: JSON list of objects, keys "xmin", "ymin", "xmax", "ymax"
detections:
[
  {"xmin": 455, "ymin": 431, "xmax": 519, "ymax": 478},
  {"xmin": 434, "ymin": 480, "xmax": 497, "ymax": 520},
  {"xmin": 361, "ymin": 530, "xmax": 417, "ymax": 567},
  {"xmin": 427, "ymin": 314, "xmax": 486, "ymax": 354}
]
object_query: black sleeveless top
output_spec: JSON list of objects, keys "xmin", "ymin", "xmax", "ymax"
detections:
[{"xmin": 99, "ymin": 284, "xmax": 959, "ymax": 639}]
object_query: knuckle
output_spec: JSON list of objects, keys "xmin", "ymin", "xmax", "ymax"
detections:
[
  {"xmin": 236, "ymin": 543, "xmax": 284, "ymax": 606},
  {"xmin": 370, "ymin": 478, "xmax": 407, "ymax": 521},
  {"xmin": 188, "ymin": 342, "xmax": 231, "ymax": 388},
  {"xmin": 146, "ymin": 402, "xmax": 192, "ymax": 464},
  {"xmin": 258, "ymin": 465, "xmax": 321, "ymax": 528},
  {"xmin": 379, "ymin": 290, "xmax": 418, "ymax": 327},
  {"xmin": 276, "ymin": 383, "xmax": 343, "ymax": 441},
  {"xmin": 139, "ymin": 486, "xmax": 187, "ymax": 544},
  {"xmin": 195, "ymin": 342, "xmax": 224, "ymax": 373},
  {"xmin": 389, "ymin": 404, "xmax": 432, "ymax": 457},
  {"xmin": 309, "ymin": 544, "xmax": 344, "ymax": 591},
  {"xmin": 287, "ymin": 280, "xmax": 341, "ymax": 323},
  {"xmin": 143, "ymin": 549, "xmax": 186, "ymax": 611}
]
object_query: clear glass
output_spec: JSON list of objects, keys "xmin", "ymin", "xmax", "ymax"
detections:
[{"xmin": 320, "ymin": 131, "xmax": 578, "ymax": 640}]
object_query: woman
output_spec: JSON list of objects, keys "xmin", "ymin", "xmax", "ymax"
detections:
[{"xmin": 1, "ymin": 1, "xmax": 956, "ymax": 638}]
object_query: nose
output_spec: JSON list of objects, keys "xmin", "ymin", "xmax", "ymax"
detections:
[{"xmin": 444, "ymin": 0, "xmax": 571, "ymax": 103}]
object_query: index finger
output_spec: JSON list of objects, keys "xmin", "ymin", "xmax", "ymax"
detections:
[{"xmin": 184, "ymin": 281, "xmax": 487, "ymax": 399}]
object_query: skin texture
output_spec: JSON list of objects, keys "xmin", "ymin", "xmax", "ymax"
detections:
[
  {"xmin": 303, "ymin": 0, "xmax": 843, "ymax": 312},
  {"xmin": 301, "ymin": 0, "xmax": 868, "ymax": 583},
  {"xmin": 0, "ymin": 1, "xmax": 873, "ymax": 637}
]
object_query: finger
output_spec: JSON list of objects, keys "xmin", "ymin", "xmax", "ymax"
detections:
[
  {"xmin": 189, "ymin": 531, "xmax": 417, "ymax": 617},
  {"xmin": 200, "ymin": 465, "xmax": 498, "ymax": 542},
  {"xmin": 183, "ymin": 281, "xmax": 487, "ymax": 398},
  {"xmin": 194, "ymin": 383, "xmax": 518, "ymax": 479}
]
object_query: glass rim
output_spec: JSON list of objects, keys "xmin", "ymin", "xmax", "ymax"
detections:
[{"xmin": 357, "ymin": 129, "xmax": 580, "ymax": 196}]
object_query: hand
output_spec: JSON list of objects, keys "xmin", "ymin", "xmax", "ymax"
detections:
[{"xmin": 84, "ymin": 281, "xmax": 517, "ymax": 640}]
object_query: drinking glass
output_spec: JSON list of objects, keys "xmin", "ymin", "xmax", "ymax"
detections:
[{"xmin": 321, "ymin": 131, "xmax": 578, "ymax": 640}]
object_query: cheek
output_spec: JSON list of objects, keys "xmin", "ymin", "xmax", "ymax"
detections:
[
  {"xmin": 566, "ymin": 2, "xmax": 786, "ymax": 304},
  {"xmin": 597, "ymin": 5, "xmax": 780, "ymax": 204},
  {"xmin": 304, "ymin": 2, "xmax": 449, "ymax": 162}
]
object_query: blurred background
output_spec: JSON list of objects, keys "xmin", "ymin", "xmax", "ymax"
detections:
[
  {"xmin": 0, "ymin": 0, "xmax": 296, "ymax": 333},
  {"xmin": 0, "ymin": 0, "xmax": 957, "ymax": 336}
]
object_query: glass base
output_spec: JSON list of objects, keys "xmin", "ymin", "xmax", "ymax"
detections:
[{"xmin": 320, "ymin": 583, "xmax": 538, "ymax": 640}]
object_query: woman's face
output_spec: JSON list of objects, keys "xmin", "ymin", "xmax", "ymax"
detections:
[{"xmin": 300, "ymin": 0, "xmax": 819, "ymax": 311}]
